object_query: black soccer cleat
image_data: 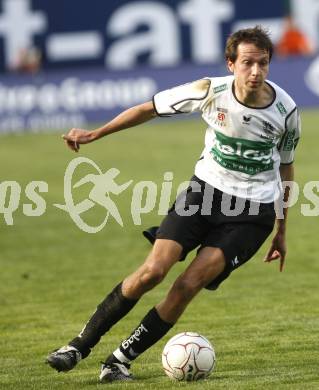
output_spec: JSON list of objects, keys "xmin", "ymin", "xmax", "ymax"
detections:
[
  {"xmin": 46, "ymin": 345, "xmax": 82, "ymax": 372},
  {"xmin": 99, "ymin": 361, "xmax": 133, "ymax": 382}
]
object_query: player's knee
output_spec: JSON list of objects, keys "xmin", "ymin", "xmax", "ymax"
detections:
[
  {"xmin": 140, "ymin": 263, "xmax": 167, "ymax": 288},
  {"xmin": 172, "ymin": 276, "xmax": 203, "ymax": 302}
]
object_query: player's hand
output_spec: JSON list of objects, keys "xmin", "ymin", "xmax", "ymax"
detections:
[
  {"xmin": 264, "ymin": 231, "xmax": 286, "ymax": 272},
  {"xmin": 62, "ymin": 128, "xmax": 95, "ymax": 152}
]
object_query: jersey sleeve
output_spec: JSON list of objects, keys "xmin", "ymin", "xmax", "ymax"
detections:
[
  {"xmin": 153, "ymin": 79, "xmax": 212, "ymax": 116},
  {"xmin": 278, "ymin": 107, "xmax": 301, "ymax": 164}
]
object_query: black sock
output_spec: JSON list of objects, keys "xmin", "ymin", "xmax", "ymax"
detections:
[
  {"xmin": 69, "ymin": 282, "xmax": 138, "ymax": 358},
  {"xmin": 110, "ymin": 307, "xmax": 173, "ymax": 364}
]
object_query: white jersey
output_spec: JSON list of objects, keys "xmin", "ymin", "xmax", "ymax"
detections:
[{"xmin": 153, "ymin": 75, "xmax": 301, "ymax": 202}]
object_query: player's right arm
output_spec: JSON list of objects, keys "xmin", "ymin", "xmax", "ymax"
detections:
[
  {"xmin": 62, "ymin": 101, "xmax": 157, "ymax": 152},
  {"xmin": 63, "ymin": 78, "xmax": 212, "ymax": 152}
]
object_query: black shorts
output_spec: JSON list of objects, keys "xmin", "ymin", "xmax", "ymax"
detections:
[{"xmin": 156, "ymin": 176, "xmax": 276, "ymax": 290}]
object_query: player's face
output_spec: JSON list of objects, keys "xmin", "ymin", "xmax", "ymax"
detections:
[{"xmin": 227, "ymin": 43, "xmax": 270, "ymax": 93}]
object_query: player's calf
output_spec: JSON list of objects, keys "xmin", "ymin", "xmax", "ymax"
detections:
[{"xmin": 100, "ymin": 307, "xmax": 173, "ymax": 381}]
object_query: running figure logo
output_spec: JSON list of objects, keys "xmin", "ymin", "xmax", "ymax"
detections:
[{"xmin": 54, "ymin": 157, "xmax": 132, "ymax": 233}]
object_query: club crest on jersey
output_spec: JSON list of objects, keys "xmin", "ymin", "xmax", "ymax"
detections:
[{"xmin": 214, "ymin": 110, "xmax": 227, "ymax": 127}]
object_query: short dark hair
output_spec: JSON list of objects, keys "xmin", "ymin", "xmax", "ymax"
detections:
[{"xmin": 225, "ymin": 26, "xmax": 274, "ymax": 62}]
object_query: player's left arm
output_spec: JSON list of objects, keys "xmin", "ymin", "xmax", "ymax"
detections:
[{"xmin": 264, "ymin": 163, "xmax": 294, "ymax": 272}]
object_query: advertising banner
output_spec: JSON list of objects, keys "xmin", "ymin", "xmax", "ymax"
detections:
[
  {"xmin": 0, "ymin": 0, "xmax": 317, "ymax": 72},
  {"xmin": 0, "ymin": 56, "xmax": 318, "ymax": 134}
]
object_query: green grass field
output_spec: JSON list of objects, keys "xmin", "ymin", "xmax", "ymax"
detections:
[{"xmin": 1, "ymin": 110, "xmax": 319, "ymax": 389}]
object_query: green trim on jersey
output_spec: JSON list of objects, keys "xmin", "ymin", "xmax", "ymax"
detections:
[
  {"xmin": 211, "ymin": 131, "xmax": 275, "ymax": 175},
  {"xmin": 276, "ymin": 101, "xmax": 287, "ymax": 116},
  {"xmin": 283, "ymin": 128, "xmax": 296, "ymax": 151}
]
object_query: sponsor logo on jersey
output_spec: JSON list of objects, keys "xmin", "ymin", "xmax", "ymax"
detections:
[
  {"xmin": 260, "ymin": 120, "xmax": 278, "ymax": 141},
  {"xmin": 217, "ymin": 107, "xmax": 228, "ymax": 113},
  {"xmin": 210, "ymin": 131, "xmax": 275, "ymax": 175},
  {"xmin": 213, "ymin": 84, "xmax": 227, "ymax": 94},
  {"xmin": 260, "ymin": 133, "xmax": 277, "ymax": 141},
  {"xmin": 283, "ymin": 128, "xmax": 296, "ymax": 151},
  {"xmin": 262, "ymin": 120, "xmax": 276, "ymax": 134},
  {"xmin": 242, "ymin": 115, "xmax": 251, "ymax": 124},
  {"xmin": 276, "ymin": 102, "xmax": 287, "ymax": 116}
]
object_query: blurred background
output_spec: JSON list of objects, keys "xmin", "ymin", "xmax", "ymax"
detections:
[{"xmin": 0, "ymin": 0, "xmax": 317, "ymax": 134}]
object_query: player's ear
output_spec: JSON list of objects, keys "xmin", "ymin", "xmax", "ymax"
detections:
[{"xmin": 227, "ymin": 59, "xmax": 234, "ymax": 73}]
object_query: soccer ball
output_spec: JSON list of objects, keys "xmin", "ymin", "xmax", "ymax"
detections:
[{"xmin": 162, "ymin": 332, "xmax": 216, "ymax": 381}]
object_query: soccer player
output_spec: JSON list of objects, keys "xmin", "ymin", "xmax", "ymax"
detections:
[{"xmin": 46, "ymin": 26, "xmax": 300, "ymax": 382}]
